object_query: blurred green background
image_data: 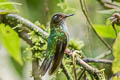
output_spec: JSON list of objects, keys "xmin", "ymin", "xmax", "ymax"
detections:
[{"xmin": 0, "ymin": 0, "xmax": 117, "ymax": 80}]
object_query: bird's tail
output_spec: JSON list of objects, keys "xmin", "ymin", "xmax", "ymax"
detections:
[
  {"xmin": 39, "ymin": 53, "xmax": 64, "ymax": 76},
  {"xmin": 49, "ymin": 52, "xmax": 64, "ymax": 75},
  {"xmin": 40, "ymin": 51, "xmax": 64, "ymax": 76},
  {"xmin": 39, "ymin": 57, "xmax": 53, "ymax": 76}
]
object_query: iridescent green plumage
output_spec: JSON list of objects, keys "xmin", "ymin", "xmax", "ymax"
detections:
[{"xmin": 40, "ymin": 13, "xmax": 73, "ymax": 76}]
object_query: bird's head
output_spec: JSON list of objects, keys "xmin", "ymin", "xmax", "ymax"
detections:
[{"xmin": 50, "ymin": 13, "xmax": 74, "ymax": 26}]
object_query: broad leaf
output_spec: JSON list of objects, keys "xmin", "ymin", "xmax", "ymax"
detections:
[
  {"xmin": 112, "ymin": 33, "xmax": 120, "ymax": 73},
  {"xmin": 56, "ymin": 72, "xmax": 67, "ymax": 80},
  {"xmin": 94, "ymin": 24, "xmax": 120, "ymax": 38},
  {"xmin": 0, "ymin": 0, "xmax": 21, "ymax": 14},
  {"xmin": 0, "ymin": 0, "xmax": 15, "ymax": 10},
  {"xmin": 113, "ymin": 76, "xmax": 120, "ymax": 80},
  {"xmin": 0, "ymin": 24, "xmax": 22, "ymax": 65}
]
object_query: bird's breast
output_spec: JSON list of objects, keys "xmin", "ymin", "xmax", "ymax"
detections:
[{"xmin": 50, "ymin": 21, "xmax": 69, "ymax": 42}]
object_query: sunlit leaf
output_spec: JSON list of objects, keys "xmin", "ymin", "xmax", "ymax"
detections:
[
  {"xmin": 94, "ymin": 24, "xmax": 120, "ymax": 38},
  {"xmin": 0, "ymin": 2, "xmax": 22, "ymax": 6},
  {"xmin": 0, "ymin": 0, "xmax": 21, "ymax": 13},
  {"xmin": 69, "ymin": 39, "xmax": 84, "ymax": 50},
  {"xmin": 56, "ymin": 72, "xmax": 67, "ymax": 80},
  {"xmin": 57, "ymin": 1, "xmax": 75, "ymax": 14},
  {"xmin": 0, "ymin": 24, "xmax": 22, "ymax": 65},
  {"xmin": 112, "ymin": 33, "xmax": 120, "ymax": 74},
  {"xmin": 112, "ymin": 76, "xmax": 120, "ymax": 80},
  {"xmin": 0, "ymin": 10, "xmax": 18, "ymax": 14}
]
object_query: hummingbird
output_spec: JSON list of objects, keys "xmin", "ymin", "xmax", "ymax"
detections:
[{"xmin": 39, "ymin": 13, "xmax": 74, "ymax": 76}]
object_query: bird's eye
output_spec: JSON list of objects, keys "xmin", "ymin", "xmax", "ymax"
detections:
[{"xmin": 54, "ymin": 15, "xmax": 58, "ymax": 19}]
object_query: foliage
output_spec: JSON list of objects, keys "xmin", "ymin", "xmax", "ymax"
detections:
[
  {"xmin": 112, "ymin": 76, "xmax": 120, "ymax": 80},
  {"xmin": 0, "ymin": 0, "xmax": 22, "ymax": 65},
  {"xmin": 94, "ymin": 24, "xmax": 119, "ymax": 38},
  {"xmin": 1, "ymin": 0, "xmax": 120, "ymax": 80},
  {"xmin": 0, "ymin": 0, "xmax": 21, "ymax": 13},
  {"xmin": 69, "ymin": 39, "xmax": 84, "ymax": 50},
  {"xmin": 57, "ymin": 0, "xmax": 75, "ymax": 14},
  {"xmin": 28, "ymin": 29, "xmax": 47, "ymax": 60},
  {"xmin": 112, "ymin": 33, "xmax": 120, "ymax": 74},
  {"xmin": 0, "ymin": 24, "xmax": 22, "ymax": 64},
  {"xmin": 56, "ymin": 72, "xmax": 67, "ymax": 80}
]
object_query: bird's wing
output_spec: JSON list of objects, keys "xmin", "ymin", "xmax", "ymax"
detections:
[
  {"xmin": 46, "ymin": 35, "xmax": 58, "ymax": 58},
  {"xmin": 40, "ymin": 33, "xmax": 68, "ymax": 76},
  {"xmin": 49, "ymin": 37, "xmax": 67, "ymax": 75},
  {"xmin": 39, "ymin": 34, "xmax": 58, "ymax": 76}
]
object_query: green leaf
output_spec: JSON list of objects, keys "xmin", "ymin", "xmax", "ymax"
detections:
[
  {"xmin": 112, "ymin": 76, "xmax": 120, "ymax": 80},
  {"xmin": 0, "ymin": 0, "xmax": 15, "ymax": 10},
  {"xmin": 94, "ymin": 24, "xmax": 120, "ymax": 38},
  {"xmin": 69, "ymin": 39, "xmax": 84, "ymax": 50},
  {"xmin": 112, "ymin": 33, "xmax": 120, "ymax": 73},
  {"xmin": 0, "ymin": 24, "xmax": 22, "ymax": 65},
  {"xmin": 0, "ymin": 2, "xmax": 22, "ymax": 6},
  {"xmin": 56, "ymin": 72, "xmax": 67, "ymax": 80},
  {"xmin": 0, "ymin": 0, "xmax": 21, "ymax": 13}
]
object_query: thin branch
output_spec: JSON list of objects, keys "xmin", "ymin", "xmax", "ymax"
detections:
[
  {"xmin": 77, "ymin": 56, "xmax": 99, "ymax": 74},
  {"xmin": 77, "ymin": 56, "xmax": 101, "ymax": 79},
  {"xmin": 61, "ymin": 62, "xmax": 73, "ymax": 80},
  {"xmin": 72, "ymin": 51, "xmax": 77, "ymax": 80},
  {"xmin": 83, "ymin": 58, "xmax": 113, "ymax": 64},
  {"xmin": 79, "ymin": 0, "xmax": 113, "ymax": 51},
  {"xmin": 66, "ymin": 50, "xmax": 105, "ymax": 80},
  {"xmin": 97, "ymin": 0, "xmax": 120, "ymax": 10},
  {"xmin": 87, "ymin": 71, "xmax": 95, "ymax": 80},
  {"xmin": 78, "ymin": 69, "xmax": 85, "ymax": 80},
  {"xmin": 83, "ymin": 72, "xmax": 88, "ymax": 80}
]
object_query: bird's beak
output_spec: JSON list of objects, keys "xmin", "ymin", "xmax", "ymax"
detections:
[{"xmin": 64, "ymin": 14, "xmax": 74, "ymax": 18}]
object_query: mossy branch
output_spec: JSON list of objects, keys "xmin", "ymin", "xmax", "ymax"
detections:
[{"xmin": 0, "ymin": 13, "xmax": 106, "ymax": 80}]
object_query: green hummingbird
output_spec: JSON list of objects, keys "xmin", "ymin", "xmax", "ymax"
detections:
[{"xmin": 40, "ymin": 13, "xmax": 74, "ymax": 76}]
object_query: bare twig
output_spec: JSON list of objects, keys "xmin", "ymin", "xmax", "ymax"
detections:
[
  {"xmin": 77, "ymin": 56, "xmax": 101, "ymax": 79},
  {"xmin": 88, "ymin": 71, "xmax": 95, "ymax": 80},
  {"xmin": 72, "ymin": 51, "xmax": 77, "ymax": 80},
  {"xmin": 79, "ymin": 0, "xmax": 113, "ymax": 51},
  {"xmin": 61, "ymin": 62, "xmax": 73, "ymax": 80},
  {"xmin": 78, "ymin": 69, "xmax": 85, "ymax": 80},
  {"xmin": 83, "ymin": 58, "xmax": 113, "ymax": 64},
  {"xmin": 66, "ymin": 50, "xmax": 105, "ymax": 80},
  {"xmin": 77, "ymin": 56, "xmax": 99, "ymax": 74},
  {"xmin": 83, "ymin": 72, "xmax": 88, "ymax": 80},
  {"xmin": 97, "ymin": 0, "xmax": 120, "ymax": 10}
]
